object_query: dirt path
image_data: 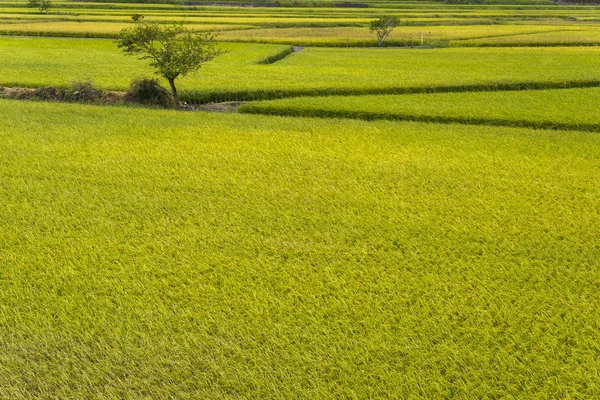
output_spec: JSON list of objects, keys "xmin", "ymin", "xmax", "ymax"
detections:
[{"xmin": 0, "ymin": 85, "xmax": 248, "ymax": 112}]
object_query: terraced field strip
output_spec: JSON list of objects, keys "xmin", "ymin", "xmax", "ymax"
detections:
[
  {"xmin": 3, "ymin": 19, "xmax": 595, "ymax": 42},
  {"xmin": 4, "ymin": 38, "xmax": 600, "ymax": 103},
  {"xmin": 1, "ymin": 0, "xmax": 600, "ymax": 42},
  {"xmin": 455, "ymin": 29, "xmax": 600, "ymax": 46},
  {"xmin": 2, "ymin": 2, "xmax": 599, "ymax": 18},
  {"xmin": 239, "ymin": 87, "xmax": 600, "ymax": 131},
  {"xmin": 217, "ymin": 24, "xmax": 594, "ymax": 46}
]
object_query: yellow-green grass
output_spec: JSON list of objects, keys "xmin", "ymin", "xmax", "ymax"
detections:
[
  {"xmin": 3, "ymin": 2, "xmax": 600, "ymax": 19},
  {"xmin": 0, "ymin": 11, "xmax": 368, "ymax": 20},
  {"xmin": 120, "ymin": 16, "xmax": 373, "ymax": 25},
  {"xmin": 0, "ymin": 4, "xmax": 378, "ymax": 15},
  {"xmin": 0, "ymin": 4, "xmax": 449, "ymax": 12},
  {"xmin": 7, "ymin": 13, "xmax": 371, "ymax": 24},
  {"xmin": 0, "ymin": 0, "xmax": 596, "ymax": 13},
  {"xmin": 2, "ymin": 1, "xmax": 600, "ymax": 38},
  {"xmin": 0, "ymin": 5, "xmax": 375, "ymax": 24},
  {"xmin": 239, "ymin": 87, "xmax": 600, "ymax": 131},
  {"xmin": 218, "ymin": 24, "xmax": 593, "ymax": 46},
  {"xmin": 0, "ymin": 21, "xmax": 254, "ymax": 37},
  {"xmin": 456, "ymin": 29, "xmax": 600, "ymax": 46},
  {"xmin": 0, "ymin": 16, "xmax": 369, "ymax": 32},
  {"xmin": 0, "ymin": 11, "xmax": 586, "ymax": 35},
  {"xmin": 5, "ymin": 38, "xmax": 600, "ymax": 102},
  {"xmin": 0, "ymin": 38, "xmax": 290, "ymax": 90},
  {"xmin": 1, "ymin": 99, "xmax": 600, "ymax": 397},
  {"xmin": 1, "ymin": 9, "xmax": 597, "ymax": 20},
  {"xmin": 0, "ymin": 11, "xmax": 585, "ymax": 25},
  {"xmin": 0, "ymin": 12, "xmax": 272, "ymax": 24}
]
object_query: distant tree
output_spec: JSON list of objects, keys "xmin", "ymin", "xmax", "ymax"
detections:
[
  {"xmin": 116, "ymin": 18, "xmax": 221, "ymax": 107},
  {"xmin": 28, "ymin": 0, "xmax": 51, "ymax": 14},
  {"xmin": 370, "ymin": 16, "xmax": 400, "ymax": 47}
]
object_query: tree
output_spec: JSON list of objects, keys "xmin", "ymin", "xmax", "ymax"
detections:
[
  {"xmin": 28, "ymin": 0, "xmax": 51, "ymax": 14},
  {"xmin": 116, "ymin": 18, "xmax": 221, "ymax": 107},
  {"xmin": 370, "ymin": 16, "xmax": 400, "ymax": 47}
]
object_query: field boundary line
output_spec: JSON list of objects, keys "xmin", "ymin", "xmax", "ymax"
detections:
[
  {"xmin": 181, "ymin": 79, "xmax": 600, "ymax": 104},
  {"xmin": 450, "ymin": 28, "xmax": 583, "ymax": 42},
  {"xmin": 453, "ymin": 41, "xmax": 600, "ymax": 47},
  {"xmin": 238, "ymin": 106, "xmax": 600, "ymax": 132},
  {"xmin": 256, "ymin": 45, "xmax": 294, "ymax": 63}
]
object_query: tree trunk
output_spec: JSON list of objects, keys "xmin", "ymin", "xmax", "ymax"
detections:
[{"xmin": 168, "ymin": 78, "xmax": 179, "ymax": 107}]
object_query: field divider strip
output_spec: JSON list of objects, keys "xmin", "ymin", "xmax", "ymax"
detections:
[
  {"xmin": 449, "ymin": 28, "xmax": 583, "ymax": 42},
  {"xmin": 256, "ymin": 45, "xmax": 294, "ymax": 64},
  {"xmin": 238, "ymin": 106, "xmax": 600, "ymax": 132},
  {"xmin": 453, "ymin": 41, "xmax": 600, "ymax": 47},
  {"xmin": 181, "ymin": 79, "xmax": 600, "ymax": 104}
]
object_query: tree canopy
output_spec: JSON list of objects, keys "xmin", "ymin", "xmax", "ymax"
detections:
[
  {"xmin": 28, "ymin": 0, "xmax": 51, "ymax": 14},
  {"xmin": 117, "ymin": 18, "xmax": 221, "ymax": 106},
  {"xmin": 370, "ymin": 16, "xmax": 400, "ymax": 47}
]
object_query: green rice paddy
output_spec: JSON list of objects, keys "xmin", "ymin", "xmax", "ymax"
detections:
[
  {"xmin": 1, "ymin": 100, "xmax": 600, "ymax": 398},
  {"xmin": 4, "ymin": 37, "xmax": 600, "ymax": 103},
  {"xmin": 239, "ymin": 87, "xmax": 600, "ymax": 130},
  {"xmin": 2, "ymin": 0, "xmax": 600, "ymax": 396}
]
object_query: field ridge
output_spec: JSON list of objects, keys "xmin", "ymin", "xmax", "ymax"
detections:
[
  {"xmin": 239, "ymin": 105, "xmax": 600, "ymax": 132},
  {"xmin": 182, "ymin": 78, "xmax": 600, "ymax": 104}
]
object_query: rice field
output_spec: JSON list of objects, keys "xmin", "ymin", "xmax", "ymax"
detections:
[
  {"xmin": 1, "ymin": 100, "xmax": 600, "ymax": 398},
  {"xmin": 2, "ymin": 0, "xmax": 600, "ymax": 397},
  {"xmin": 0, "ymin": 21, "xmax": 253, "ymax": 37},
  {"xmin": 2, "ymin": 0, "xmax": 600, "ymax": 43},
  {"xmin": 239, "ymin": 86, "xmax": 600, "ymax": 130},
  {"xmin": 4, "ymin": 37, "xmax": 600, "ymax": 103},
  {"xmin": 217, "ymin": 24, "xmax": 595, "ymax": 46},
  {"xmin": 456, "ymin": 28, "xmax": 600, "ymax": 46}
]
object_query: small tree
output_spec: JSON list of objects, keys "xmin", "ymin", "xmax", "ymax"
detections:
[
  {"xmin": 370, "ymin": 16, "xmax": 400, "ymax": 47},
  {"xmin": 28, "ymin": 0, "xmax": 51, "ymax": 14},
  {"xmin": 116, "ymin": 18, "xmax": 221, "ymax": 107}
]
